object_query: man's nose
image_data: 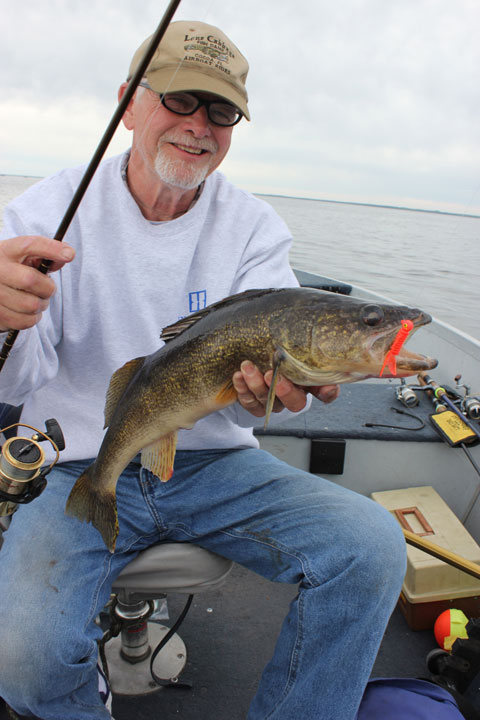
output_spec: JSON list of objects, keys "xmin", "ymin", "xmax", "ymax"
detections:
[{"xmin": 184, "ymin": 105, "xmax": 211, "ymax": 136}]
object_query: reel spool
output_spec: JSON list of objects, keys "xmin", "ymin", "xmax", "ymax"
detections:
[
  {"xmin": 0, "ymin": 419, "xmax": 65, "ymax": 516},
  {"xmin": 395, "ymin": 380, "xmax": 419, "ymax": 408}
]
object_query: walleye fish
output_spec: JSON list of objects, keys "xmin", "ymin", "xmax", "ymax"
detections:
[{"xmin": 66, "ymin": 287, "xmax": 437, "ymax": 551}]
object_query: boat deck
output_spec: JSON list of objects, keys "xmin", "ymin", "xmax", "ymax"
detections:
[
  {"xmin": 97, "ymin": 565, "xmax": 435, "ymax": 719},
  {"xmin": 0, "ymin": 562, "xmax": 436, "ymax": 720},
  {"xmin": 104, "ymin": 565, "xmax": 480, "ymax": 719}
]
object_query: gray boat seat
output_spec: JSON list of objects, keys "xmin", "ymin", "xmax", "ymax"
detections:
[
  {"xmin": 104, "ymin": 543, "xmax": 233, "ymax": 692},
  {"xmin": 112, "ymin": 542, "xmax": 233, "ymax": 603}
]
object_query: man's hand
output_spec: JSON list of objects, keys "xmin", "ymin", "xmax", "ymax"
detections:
[
  {"xmin": 232, "ymin": 360, "xmax": 339, "ymax": 417},
  {"xmin": 0, "ymin": 236, "xmax": 75, "ymax": 331}
]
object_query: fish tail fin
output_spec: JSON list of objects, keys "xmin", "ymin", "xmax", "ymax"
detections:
[{"xmin": 65, "ymin": 464, "xmax": 119, "ymax": 553}]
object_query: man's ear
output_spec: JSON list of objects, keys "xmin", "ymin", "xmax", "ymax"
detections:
[{"xmin": 118, "ymin": 82, "xmax": 136, "ymax": 130}]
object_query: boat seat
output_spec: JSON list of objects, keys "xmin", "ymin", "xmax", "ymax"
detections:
[
  {"xmin": 102, "ymin": 542, "xmax": 234, "ymax": 695},
  {"xmin": 112, "ymin": 541, "xmax": 233, "ymax": 603}
]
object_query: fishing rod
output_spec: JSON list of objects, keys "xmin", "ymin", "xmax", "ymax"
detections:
[
  {"xmin": 0, "ymin": 0, "xmax": 183, "ymax": 373},
  {"xmin": 403, "ymin": 529, "xmax": 480, "ymax": 582}
]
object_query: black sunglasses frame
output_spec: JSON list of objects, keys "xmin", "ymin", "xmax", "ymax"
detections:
[{"xmin": 138, "ymin": 83, "xmax": 243, "ymax": 127}]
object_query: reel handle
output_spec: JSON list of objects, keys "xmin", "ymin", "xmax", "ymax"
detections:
[{"xmin": 34, "ymin": 419, "xmax": 65, "ymax": 452}]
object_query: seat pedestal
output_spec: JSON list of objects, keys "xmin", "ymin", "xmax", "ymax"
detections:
[{"xmin": 105, "ymin": 622, "xmax": 187, "ymax": 695}]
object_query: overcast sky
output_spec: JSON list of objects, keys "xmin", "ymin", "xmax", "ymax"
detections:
[{"xmin": 1, "ymin": 0, "xmax": 479, "ymax": 214}]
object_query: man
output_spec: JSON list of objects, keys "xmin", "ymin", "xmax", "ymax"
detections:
[{"xmin": 0, "ymin": 20, "xmax": 406, "ymax": 720}]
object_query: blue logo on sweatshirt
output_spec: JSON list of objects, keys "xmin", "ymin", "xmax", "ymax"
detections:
[{"xmin": 189, "ymin": 290, "xmax": 207, "ymax": 312}]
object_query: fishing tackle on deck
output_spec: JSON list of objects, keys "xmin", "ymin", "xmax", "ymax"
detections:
[
  {"xmin": 0, "ymin": 419, "xmax": 65, "ymax": 516},
  {"xmin": 395, "ymin": 374, "xmax": 480, "ymax": 420},
  {"xmin": 420, "ymin": 373, "xmax": 480, "ymax": 444},
  {"xmin": 395, "ymin": 378, "xmax": 419, "ymax": 407},
  {"xmin": 454, "ymin": 375, "xmax": 480, "ymax": 420}
]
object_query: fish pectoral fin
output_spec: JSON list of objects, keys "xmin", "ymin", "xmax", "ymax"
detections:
[
  {"xmin": 104, "ymin": 356, "xmax": 145, "ymax": 428},
  {"xmin": 272, "ymin": 345, "xmax": 338, "ymax": 385},
  {"xmin": 141, "ymin": 431, "xmax": 178, "ymax": 482},
  {"xmin": 215, "ymin": 379, "xmax": 238, "ymax": 406},
  {"xmin": 264, "ymin": 347, "xmax": 287, "ymax": 429}
]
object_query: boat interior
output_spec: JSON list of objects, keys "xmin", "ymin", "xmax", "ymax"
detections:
[{"xmin": 1, "ymin": 269, "xmax": 480, "ymax": 719}]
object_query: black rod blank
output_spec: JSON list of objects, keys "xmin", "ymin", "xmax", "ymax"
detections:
[{"xmin": 0, "ymin": 0, "xmax": 182, "ymax": 371}]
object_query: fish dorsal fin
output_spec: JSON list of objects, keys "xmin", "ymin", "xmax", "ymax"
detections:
[
  {"xmin": 161, "ymin": 316, "xmax": 202, "ymax": 341},
  {"xmin": 104, "ymin": 357, "xmax": 145, "ymax": 428},
  {"xmin": 160, "ymin": 288, "xmax": 279, "ymax": 342},
  {"xmin": 141, "ymin": 431, "xmax": 178, "ymax": 482}
]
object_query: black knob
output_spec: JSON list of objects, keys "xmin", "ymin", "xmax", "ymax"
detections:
[{"xmin": 45, "ymin": 419, "xmax": 65, "ymax": 452}]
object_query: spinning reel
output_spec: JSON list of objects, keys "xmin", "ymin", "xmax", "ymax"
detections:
[
  {"xmin": 0, "ymin": 419, "xmax": 65, "ymax": 517},
  {"xmin": 395, "ymin": 375, "xmax": 480, "ymax": 420}
]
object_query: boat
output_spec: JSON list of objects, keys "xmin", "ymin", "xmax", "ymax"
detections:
[{"xmin": 1, "ymin": 268, "xmax": 480, "ymax": 720}]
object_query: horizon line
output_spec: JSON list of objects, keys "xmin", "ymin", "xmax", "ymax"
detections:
[
  {"xmin": 1, "ymin": 173, "xmax": 478, "ymax": 220},
  {"xmin": 255, "ymin": 192, "xmax": 480, "ymax": 220}
]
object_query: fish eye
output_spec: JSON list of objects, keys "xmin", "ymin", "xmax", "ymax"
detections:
[{"xmin": 361, "ymin": 304, "xmax": 385, "ymax": 326}]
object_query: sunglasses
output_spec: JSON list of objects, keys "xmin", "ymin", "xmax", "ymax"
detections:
[{"xmin": 138, "ymin": 83, "xmax": 243, "ymax": 127}]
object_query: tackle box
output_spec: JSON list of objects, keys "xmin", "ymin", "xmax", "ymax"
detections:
[{"xmin": 371, "ymin": 486, "xmax": 480, "ymax": 630}]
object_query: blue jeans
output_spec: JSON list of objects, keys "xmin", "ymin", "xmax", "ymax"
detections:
[{"xmin": 0, "ymin": 449, "xmax": 406, "ymax": 719}]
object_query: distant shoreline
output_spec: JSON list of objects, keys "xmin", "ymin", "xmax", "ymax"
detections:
[
  {"xmin": 1, "ymin": 173, "xmax": 478, "ymax": 220},
  {"xmin": 0, "ymin": 173, "xmax": 43, "ymax": 179},
  {"xmin": 256, "ymin": 192, "xmax": 480, "ymax": 220}
]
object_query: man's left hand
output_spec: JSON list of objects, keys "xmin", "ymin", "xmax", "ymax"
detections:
[{"xmin": 232, "ymin": 360, "xmax": 339, "ymax": 418}]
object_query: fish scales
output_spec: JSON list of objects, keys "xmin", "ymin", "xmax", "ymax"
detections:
[{"xmin": 65, "ymin": 287, "xmax": 437, "ymax": 551}]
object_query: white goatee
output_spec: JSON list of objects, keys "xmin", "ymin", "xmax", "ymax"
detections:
[{"xmin": 154, "ymin": 132, "xmax": 219, "ymax": 190}]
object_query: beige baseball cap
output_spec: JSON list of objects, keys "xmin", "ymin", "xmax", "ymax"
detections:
[{"xmin": 128, "ymin": 20, "xmax": 250, "ymax": 120}]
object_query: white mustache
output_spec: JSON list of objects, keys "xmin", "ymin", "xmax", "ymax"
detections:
[{"xmin": 159, "ymin": 131, "xmax": 218, "ymax": 154}]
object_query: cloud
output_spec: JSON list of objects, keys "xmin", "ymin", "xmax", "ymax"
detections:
[
  {"xmin": 1, "ymin": 0, "xmax": 479, "ymax": 214},
  {"xmin": 0, "ymin": 95, "xmax": 131, "ymax": 177}
]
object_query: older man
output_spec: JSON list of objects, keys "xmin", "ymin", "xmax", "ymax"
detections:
[{"xmin": 0, "ymin": 21, "xmax": 405, "ymax": 720}]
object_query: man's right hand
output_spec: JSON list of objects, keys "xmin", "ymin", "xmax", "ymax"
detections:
[{"xmin": 0, "ymin": 236, "xmax": 75, "ymax": 331}]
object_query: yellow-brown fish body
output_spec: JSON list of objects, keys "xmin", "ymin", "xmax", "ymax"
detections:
[{"xmin": 65, "ymin": 287, "xmax": 437, "ymax": 551}]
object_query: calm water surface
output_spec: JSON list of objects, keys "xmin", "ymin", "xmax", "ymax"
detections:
[
  {"xmin": 1, "ymin": 175, "xmax": 479, "ymax": 340},
  {"xmin": 263, "ymin": 194, "xmax": 479, "ymax": 341}
]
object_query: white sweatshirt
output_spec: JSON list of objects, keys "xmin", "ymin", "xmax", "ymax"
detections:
[{"xmin": 0, "ymin": 152, "xmax": 302, "ymax": 464}]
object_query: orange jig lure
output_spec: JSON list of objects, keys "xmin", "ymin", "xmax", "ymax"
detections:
[{"xmin": 379, "ymin": 319, "xmax": 414, "ymax": 377}]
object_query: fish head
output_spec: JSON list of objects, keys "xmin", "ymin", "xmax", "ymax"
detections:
[
  {"xmin": 308, "ymin": 295, "xmax": 438, "ymax": 382},
  {"xmin": 279, "ymin": 291, "xmax": 438, "ymax": 385}
]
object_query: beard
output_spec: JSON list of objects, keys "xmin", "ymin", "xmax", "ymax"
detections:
[{"xmin": 153, "ymin": 131, "xmax": 219, "ymax": 189}]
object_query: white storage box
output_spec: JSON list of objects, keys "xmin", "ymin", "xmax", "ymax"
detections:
[{"xmin": 371, "ymin": 486, "xmax": 480, "ymax": 630}]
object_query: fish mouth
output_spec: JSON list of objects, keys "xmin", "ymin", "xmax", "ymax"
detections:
[
  {"xmin": 394, "ymin": 347, "xmax": 438, "ymax": 375},
  {"xmin": 371, "ymin": 309, "xmax": 438, "ymax": 377}
]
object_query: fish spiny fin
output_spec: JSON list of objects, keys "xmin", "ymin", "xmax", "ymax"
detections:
[
  {"xmin": 104, "ymin": 357, "xmax": 145, "ymax": 428},
  {"xmin": 215, "ymin": 379, "xmax": 238, "ymax": 406},
  {"xmin": 160, "ymin": 288, "xmax": 280, "ymax": 342},
  {"xmin": 141, "ymin": 431, "xmax": 178, "ymax": 482},
  {"xmin": 264, "ymin": 347, "xmax": 287, "ymax": 429},
  {"xmin": 65, "ymin": 464, "xmax": 119, "ymax": 553}
]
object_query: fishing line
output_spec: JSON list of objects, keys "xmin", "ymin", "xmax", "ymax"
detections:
[
  {"xmin": 129, "ymin": 0, "xmax": 222, "ymax": 191},
  {"xmin": 461, "ymin": 445, "xmax": 480, "ymax": 525},
  {"xmin": 0, "ymin": 0, "xmax": 187, "ymax": 373},
  {"xmin": 459, "ymin": 178, "xmax": 480, "ymax": 219}
]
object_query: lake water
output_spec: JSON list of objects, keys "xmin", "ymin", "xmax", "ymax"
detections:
[{"xmin": 1, "ymin": 174, "xmax": 479, "ymax": 341}]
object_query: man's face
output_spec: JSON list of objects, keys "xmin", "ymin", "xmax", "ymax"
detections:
[{"xmin": 122, "ymin": 85, "xmax": 234, "ymax": 189}]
